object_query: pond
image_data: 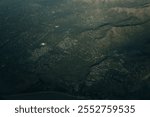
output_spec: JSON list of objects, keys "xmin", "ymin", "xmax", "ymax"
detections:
[{"xmin": 0, "ymin": 0, "xmax": 150, "ymax": 99}]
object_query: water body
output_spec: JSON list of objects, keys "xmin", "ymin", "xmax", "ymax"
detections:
[{"xmin": 0, "ymin": 0, "xmax": 150, "ymax": 99}]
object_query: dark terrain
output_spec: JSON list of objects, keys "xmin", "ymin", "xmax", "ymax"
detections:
[{"xmin": 0, "ymin": 0, "xmax": 150, "ymax": 99}]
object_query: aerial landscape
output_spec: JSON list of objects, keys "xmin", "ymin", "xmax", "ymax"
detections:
[{"xmin": 0, "ymin": 0, "xmax": 150, "ymax": 99}]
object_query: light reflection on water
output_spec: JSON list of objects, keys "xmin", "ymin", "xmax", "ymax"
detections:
[{"xmin": 0, "ymin": 0, "xmax": 150, "ymax": 99}]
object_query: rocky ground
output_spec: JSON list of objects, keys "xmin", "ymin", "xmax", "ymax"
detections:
[{"xmin": 0, "ymin": 0, "xmax": 150, "ymax": 99}]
